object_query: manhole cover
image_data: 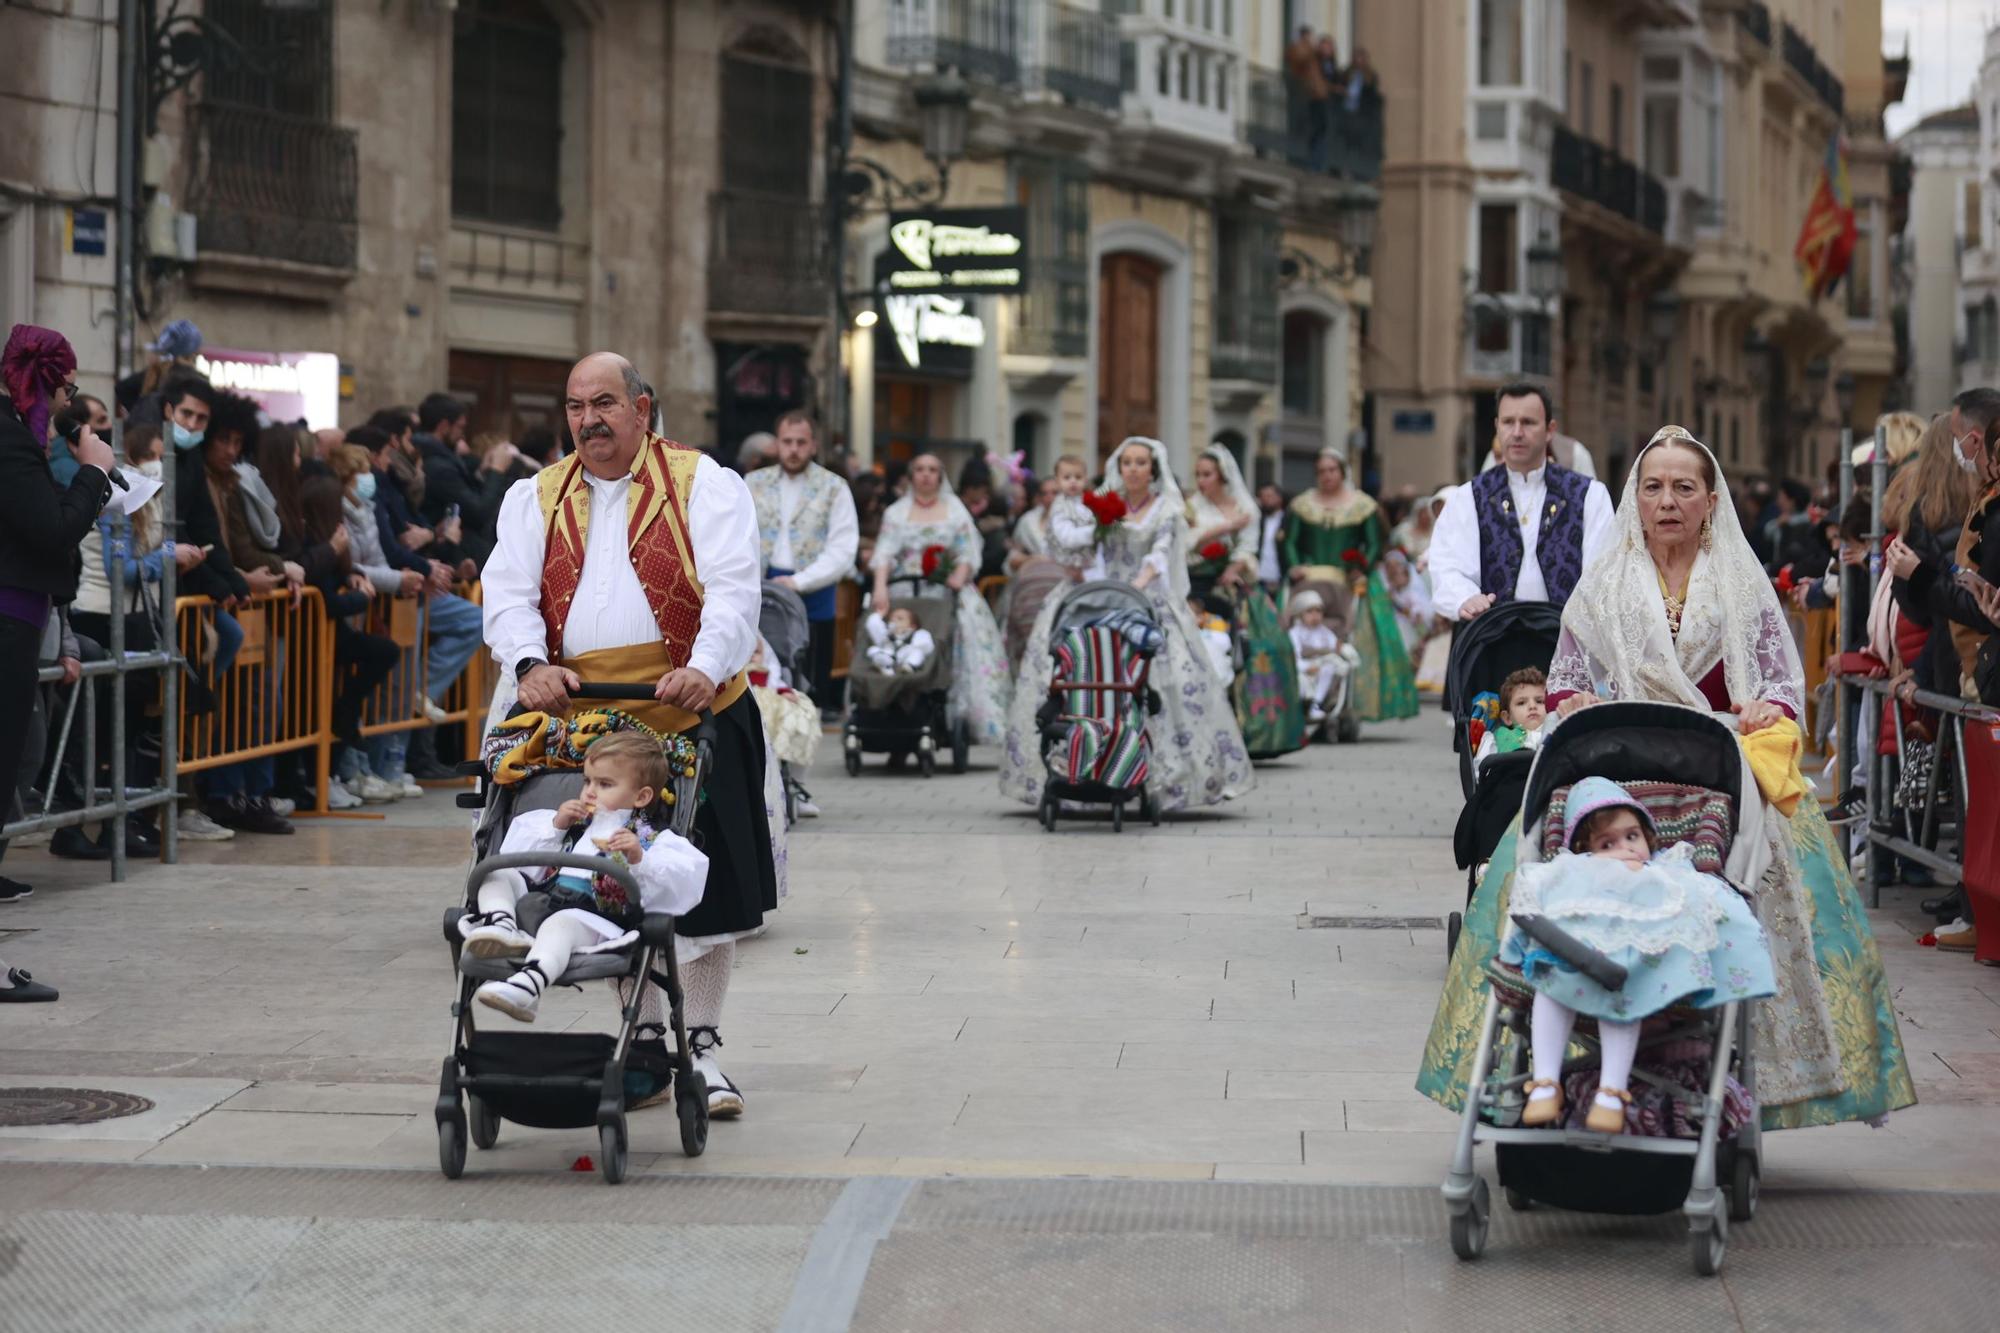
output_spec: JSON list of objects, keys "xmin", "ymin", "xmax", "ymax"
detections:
[{"xmin": 0, "ymin": 1087, "xmax": 155, "ymax": 1127}]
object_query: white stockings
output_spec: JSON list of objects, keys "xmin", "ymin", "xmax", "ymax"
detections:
[
  {"xmin": 1529, "ymin": 990, "xmax": 1639, "ymax": 1110},
  {"xmin": 616, "ymin": 939, "xmax": 735, "ymax": 1040}
]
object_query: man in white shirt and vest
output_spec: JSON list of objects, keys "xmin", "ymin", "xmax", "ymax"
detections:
[
  {"xmin": 746, "ymin": 411, "xmax": 858, "ymax": 715},
  {"xmin": 1429, "ymin": 382, "xmax": 1615, "ymax": 621},
  {"xmin": 482, "ymin": 352, "xmax": 773, "ymax": 1119}
]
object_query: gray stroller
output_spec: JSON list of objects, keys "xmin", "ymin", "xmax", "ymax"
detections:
[
  {"xmin": 759, "ymin": 580, "xmax": 813, "ymax": 825},
  {"xmin": 843, "ymin": 578, "xmax": 965, "ymax": 776},
  {"xmin": 1442, "ymin": 702, "xmax": 1766, "ymax": 1276}
]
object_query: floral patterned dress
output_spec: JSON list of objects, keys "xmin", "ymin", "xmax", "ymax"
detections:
[
  {"xmin": 870, "ymin": 494, "xmax": 1012, "ymax": 746},
  {"xmin": 999, "ymin": 493, "xmax": 1255, "ymax": 811},
  {"xmin": 1188, "ymin": 492, "xmax": 1304, "ymax": 758}
]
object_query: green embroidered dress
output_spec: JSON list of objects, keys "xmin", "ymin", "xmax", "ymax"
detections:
[{"xmin": 1281, "ymin": 489, "xmax": 1420, "ymax": 722}]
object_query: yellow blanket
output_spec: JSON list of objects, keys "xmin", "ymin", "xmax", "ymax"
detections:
[{"xmin": 1739, "ymin": 717, "xmax": 1809, "ymax": 817}]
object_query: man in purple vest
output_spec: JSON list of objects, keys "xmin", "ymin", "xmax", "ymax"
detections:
[{"xmin": 1429, "ymin": 382, "xmax": 1614, "ymax": 620}]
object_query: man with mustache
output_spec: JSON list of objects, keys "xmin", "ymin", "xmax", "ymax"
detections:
[{"xmin": 481, "ymin": 352, "xmax": 774, "ymax": 1120}]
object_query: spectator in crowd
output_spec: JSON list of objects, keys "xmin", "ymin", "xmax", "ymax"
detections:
[
  {"xmin": 1285, "ymin": 25, "xmax": 1327, "ymax": 155},
  {"xmin": 367, "ymin": 406, "xmax": 427, "ymax": 514},
  {"xmin": 1762, "ymin": 479, "xmax": 1814, "ymax": 574},
  {"xmin": 47, "ymin": 390, "xmax": 111, "ymax": 485},
  {"xmin": 1884, "ymin": 412, "xmax": 1978, "ymax": 697},
  {"xmin": 736, "ymin": 431, "xmax": 775, "ymax": 474},
  {"xmin": 329, "ymin": 440, "xmax": 425, "ymax": 802},
  {"xmin": 295, "ymin": 470, "xmax": 401, "ymax": 809},
  {"xmin": 413, "ymin": 393, "xmax": 511, "ymax": 563},
  {"xmin": 512, "ymin": 423, "xmax": 560, "ymax": 477},
  {"xmin": 115, "ymin": 318, "xmax": 203, "ymax": 426},
  {"xmin": 311, "ymin": 426, "xmax": 346, "ymax": 470},
  {"xmin": 0, "ymin": 324, "xmax": 116, "ymax": 971},
  {"xmin": 1344, "ymin": 47, "xmax": 1380, "ymax": 111},
  {"xmin": 957, "ymin": 458, "xmax": 1010, "ymax": 580}
]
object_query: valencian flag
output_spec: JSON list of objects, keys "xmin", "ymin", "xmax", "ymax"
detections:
[{"xmin": 1795, "ymin": 132, "xmax": 1857, "ymax": 301}]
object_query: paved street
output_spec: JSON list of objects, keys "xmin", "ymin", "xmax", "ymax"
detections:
[{"xmin": 4, "ymin": 718, "xmax": 2000, "ymax": 1329}]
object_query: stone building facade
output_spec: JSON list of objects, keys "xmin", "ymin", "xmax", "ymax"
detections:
[
  {"xmin": 0, "ymin": 0, "xmax": 841, "ymax": 447},
  {"xmin": 1364, "ymin": 0, "xmax": 1903, "ymax": 492}
]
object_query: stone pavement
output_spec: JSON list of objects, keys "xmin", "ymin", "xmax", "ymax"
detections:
[{"xmin": 3, "ymin": 717, "xmax": 2000, "ymax": 1328}]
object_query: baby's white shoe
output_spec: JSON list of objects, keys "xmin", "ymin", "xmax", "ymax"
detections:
[
  {"xmin": 475, "ymin": 964, "xmax": 546, "ymax": 1022},
  {"xmin": 460, "ymin": 910, "xmax": 533, "ymax": 959}
]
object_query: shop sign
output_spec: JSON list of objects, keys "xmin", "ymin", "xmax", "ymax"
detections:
[
  {"xmin": 881, "ymin": 293, "xmax": 984, "ymax": 373},
  {"xmin": 195, "ymin": 347, "xmax": 340, "ymax": 429},
  {"xmin": 882, "ymin": 207, "xmax": 1028, "ymax": 294}
]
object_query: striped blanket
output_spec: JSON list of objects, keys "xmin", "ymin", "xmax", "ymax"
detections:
[{"xmin": 1046, "ymin": 624, "xmax": 1150, "ymax": 790}]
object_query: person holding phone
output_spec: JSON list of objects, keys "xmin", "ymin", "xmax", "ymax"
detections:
[{"xmin": 0, "ymin": 325, "xmax": 117, "ymax": 975}]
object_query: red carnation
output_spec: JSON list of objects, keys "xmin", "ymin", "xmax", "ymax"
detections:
[
  {"xmin": 1340, "ymin": 547, "xmax": 1365, "ymax": 567},
  {"xmin": 1775, "ymin": 566, "xmax": 1796, "ymax": 594},
  {"xmin": 1081, "ymin": 492, "xmax": 1127, "ymax": 525},
  {"xmin": 1199, "ymin": 540, "xmax": 1229, "ymax": 561},
  {"xmin": 920, "ymin": 543, "xmax": 947, "ymax": 577}
]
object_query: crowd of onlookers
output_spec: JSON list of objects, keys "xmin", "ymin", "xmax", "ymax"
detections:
[
  {"xmin": 0, "ymin": 319, "xmax": 572, "ymax": 910},
  {"xmin": 1282, "ymin": 22, "xmax": 1381, "ymax": 171}
]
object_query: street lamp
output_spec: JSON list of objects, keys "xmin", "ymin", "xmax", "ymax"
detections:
[
  {"xmin": 1335, "ymin": 198, "xmax": 1379, "ymax": 278},
  {"xmin": 1834, "ymin": 369, "xmax": 1856, "ymax": 421},
  {"xmin": 914, "ymin": 71, "xmax": 971, "ymax": 174},
  {"xmin": 1803, "ymin": 356, "xmax": 1832, "ymax": 401},
  {"xmin": 1525, "ymin": 230, "xmax": 1564, "ymax": 304}
]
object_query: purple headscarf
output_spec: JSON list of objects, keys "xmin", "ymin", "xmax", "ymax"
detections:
[{"xmin": 1, "ymin": 324, "xmax": 77, "ymax": 450}]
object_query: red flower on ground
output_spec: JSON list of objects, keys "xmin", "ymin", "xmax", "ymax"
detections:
[{"xmin": 1199, "ymin": 540, "xmax": 1229, "ymax": 561}]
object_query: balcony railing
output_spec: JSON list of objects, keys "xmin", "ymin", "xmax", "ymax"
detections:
[
  {"xmin": 707, "ymin": 190, "xmax": 830, "ymax": 318},
  {"xmin": 1780, "ymin": 19, "xmax": 1844, "ymax": 115},
  {"xmin": 1011, "ymin": 255, "xmax": 1089, "ymax": 359},
  {"xmin": 1245, "ymin": 68, "xmax": 1385, "ymax": 183},
  {"xmin": 1738, "ymin": 2, "xmax": 1771, "ymax": 48},
  {"xmin": 888, "ymin": 0, "xmax": 1021, "ymax": 85},
  {"xmin": 191, "ymin": 102, "xmax": 358, "ymax": 271},
  {"xmin": 1034, "ymin": 5, "xmax": 1120, "ymax": 110},
  {"xmin": 1552, "ymin": 125, "xmax": 1668, "ymax": 237}
]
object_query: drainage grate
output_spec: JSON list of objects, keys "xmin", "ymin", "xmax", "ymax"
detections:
[
  {"xmin": 1297, "ymin": 915, "xmax": 1446, "ymax": 930},
  {"xmin": 0, "ymin": 1087, "xmax": 156, "ymax": 1128}
]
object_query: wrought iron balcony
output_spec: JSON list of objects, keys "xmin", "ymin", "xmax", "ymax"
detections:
[
  {"xmin": 1244, "ymin": 67, "xmax": 1384, "ymax": 183},
  {"xmin": 191, "ymin": 102, "xmax": 358, "ymax": 271},
  {"xmin": 1779, "ymin": 19, "xmax": 1844, "ymax": 115},
  {"xmin": 1011, "ymin": 255, "xmax": 1089, "ymax": 359},
  {"xmin": 1037, "ymin": 5, "xmax": 1120, "ymax": 110},
  {"xmin": 707, "ymin": 190, "xmax": 830, "ymax": 318},
  {"xmin": 888, "ymin": 0, "xmax": 1021, "ymax": 86},
  {"xmin": 1551, "ymin": 125, "xmax": 1668, "ymax": 237}
]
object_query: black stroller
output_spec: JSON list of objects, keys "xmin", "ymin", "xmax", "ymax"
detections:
[
  {"xmin": 436, "ymin": 685, "xmax": 712, "ymax": 1185},
  {"xmin": 1445, "ymin": 600, "xmax": 1562, "ymax": 959},
  {"xmin": 1442, "ymin": 702, "xmax": 1765, "ymax": 1276},
  {"xmin": 843, "ymin": 577, "xmax": 966, "ymax": 776},
  {"xmin": 759, "ymin": 579, "xmax": 813, "ymax": 825},
  {"xmin": 1035, "ymin": 581, "xmax": 1163, "ymax": 832}
]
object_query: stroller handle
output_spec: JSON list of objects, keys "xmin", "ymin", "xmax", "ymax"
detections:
[
  {"xmin": 465, "ymin": 851, "xmax": 643, "ymax": 903},
  {"xmin": 1509, "ymin": 913, "xmax": 1630, "ymax": 992}
]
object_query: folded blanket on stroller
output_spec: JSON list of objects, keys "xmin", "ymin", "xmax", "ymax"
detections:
[{"xmin": 482, "ymin": 707, "xmax": 700, "ymax": 790}]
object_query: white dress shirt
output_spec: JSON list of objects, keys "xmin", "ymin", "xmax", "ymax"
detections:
[
  {"xmin": 482, "ymin": 452, "xmax": 763, "ymax": 688},
  {"xmin": 767, "ymin": 467, "xmax": 860, "ymax": 595},
  {"xmin": 1427, "ymin": 465, "xmax": 1615, "ymax": 617}
]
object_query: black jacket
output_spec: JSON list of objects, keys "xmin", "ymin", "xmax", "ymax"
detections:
[
  {"xmin": 1906, "ymin": 493, "xmax": 2000, "ymax": 639},
  {"xmin": 172, "ymin": 448, "xmax": 250, "ymax": 602},
  {"xmin": 415, "ymin": 433, "xmax": 508, "ymax": 562},
  {"xmin": 0, "ymin": 398, "xmax": 113, "ymax": 602}
]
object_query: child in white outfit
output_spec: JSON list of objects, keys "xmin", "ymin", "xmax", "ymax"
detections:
[
  {"xmin": 1287, "ymin": 591, "xmax": 1355, "ymax": 722},
  {"xmin": 463, "ymin": 732, "xmax": 709, "ymax": 1023},
  {"xmin": 865, "ymin": 607, "xmax": 936, "ymax": 673},
  {"xmin": 1045, "ymin": 454, "xmax": 1102, "ymax": 576}
]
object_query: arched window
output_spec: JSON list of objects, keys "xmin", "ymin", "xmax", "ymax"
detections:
[{"xmin": 453, "ymin": 0, "xmax": 565, "ymax": 230}]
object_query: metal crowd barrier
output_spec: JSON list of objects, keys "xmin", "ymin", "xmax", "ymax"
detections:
[{"xmin": 352, "ymin": 582, "xmax": 489, "ymax": 770}]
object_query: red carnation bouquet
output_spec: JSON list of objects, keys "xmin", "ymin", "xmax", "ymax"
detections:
[
  {"xmin": 1199, "ymin": 540, "xmax": 1229, "ymax": 562},
  {"xmin": 920, "ymin": 542, "xmax": 956, "ymax": 585},
  {"xmin": 1081, "ymin": 491, "xmax": 1128, "ymax": 541},
  {"xmin": 1340, "ymin": 547, "xmax": 1366, "ymax": 568}
]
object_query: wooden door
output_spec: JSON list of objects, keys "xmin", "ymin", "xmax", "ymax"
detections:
[
  {"xmin": 448, "ymin": 350, "xmax": 572, "ymax": 443},
  {"xmin": 1096, "ymin": 253, "xmax": 1162, "ymax": 462}
]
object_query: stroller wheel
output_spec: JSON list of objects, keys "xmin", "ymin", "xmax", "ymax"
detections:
[
  {"xmin": 1040, "ymin": 796, "xmax": 1057, "ymax": 832},
  {"xmin": 1445, "ymin": 912, "xmax": 1463, "ymax": 961},
  {"xmin": 469, "ymin": 1095, "xmax": 499, "ymax": 1150},
  {"xmin": 1112, "ymin": 802, "xmax": 1124, "ymax": 833},
  {"xmin": 951, "ymin": 718, "xmax": 970, "ymax": 774},
  {"xmin": 599, "ymin": 1118, "xmax": 628, "ymax": 1185},
  {"xmin": 1504, "ymin": 1186, "xmax": 1532, "ymax": 1213},
  {"xmin": 1728, "ymin": 1150, "xmax": 1760, "ymax": 1222},
  {"xmin": 1336, "ymin": 714, "xmax": 1361, "ymax": 744},
  {"xmin": 1448, "ymin": 1176, "xmax": 1489, "ymax": 1260},
  {"xmin": 678, "ymin": 1070, "xmax": 709, "ymax": 1158},
  {"xmin": 1690, "ymin": 1212, "xmax": 1727, "ymax": 1277},
  {"xmin": 919, "ymin": 748, "xmax": 936, "ymax": 778},
  {"xmin": 845, "ymin": 750, "xmax": 862, "ymax": 777},
  {"xmin": 437, "ymin": 1113, "xmax": 466, "ymax": 1180}
]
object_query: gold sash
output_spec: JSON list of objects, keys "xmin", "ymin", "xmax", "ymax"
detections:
[{"xmin": 565, "ymin": 641, "xmax": 747, "ymax": 736}]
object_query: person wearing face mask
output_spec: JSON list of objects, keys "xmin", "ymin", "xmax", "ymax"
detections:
[{"xmin": 158, "ymin": 374, "xmax": 251, "ymax": 610}]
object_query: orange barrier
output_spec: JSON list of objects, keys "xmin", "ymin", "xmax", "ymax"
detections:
[
  {"xmin": 175, "ymin": 588, "xmax": 331, "ymax": 775},
  {"xmin": 175, "ymin": 583, "xmax": 491, "ymax": 815},
  {"xmin": 1793, "ymin": 606, "xmax": 1838, "ymax": 753}
]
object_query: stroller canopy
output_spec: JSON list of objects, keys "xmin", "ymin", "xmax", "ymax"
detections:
[
  {"xmin": 1050, "ymin": 580, "xmax": 1157, "ymax": 636},
  {"xmin": 1521, "ymin": 702, "xmax": 1746, "ymax": 842},
  {"xmin": 1444, "ymin": 599, "xmax": 1563, "ymax": 724},
  {"xmin": 759, "ymin": 581, "xmax": 811, "ymax": 683}
]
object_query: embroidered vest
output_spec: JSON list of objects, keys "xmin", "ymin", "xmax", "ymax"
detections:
[
  {"xmin": 748, "ymin": 463, "xmax": 842, "ymax": 573},
  {"xmin": 1472, "ymin": 463, "xmax": 1591, "ymax": 606},
  {"xmin": 535, "ymin": 435, "xmax": 707, "ymax": 668}
]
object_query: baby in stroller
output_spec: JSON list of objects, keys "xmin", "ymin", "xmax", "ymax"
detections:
[
  {"xmin": 1504, "ymin": 776, "xmax": 1778, "ymax": 1133},
  {"xmin": 1473, "ymin": 667, "xmax": 1549, "ymax": 764},
  {"xmin": 864, "ymin": 606, "xmax": 936, "ymax": 674},
  {"xmin": 1287, "ymin": 589, "xmax": 1359, "ymax": 725},
  {"xmin": 462, "ymin": 733, "xmax": 709, "ymax": 1022}
]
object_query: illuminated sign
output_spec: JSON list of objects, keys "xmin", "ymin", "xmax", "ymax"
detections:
[
  {"xmin": 194, "ymin": 348, "xmax": 340, "ymax": 429},
  {"xmin": 881, "ymin": 207, "xmax": 1028, "ymax": 294},
  {"xmin": 883, "ymin": 293, "xmax": 985, "ymax": 370}
]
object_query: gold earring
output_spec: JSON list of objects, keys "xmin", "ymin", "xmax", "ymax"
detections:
[{"xmin": 1700, "ymin": 515, "xmax": 1713, "ymax": 552}]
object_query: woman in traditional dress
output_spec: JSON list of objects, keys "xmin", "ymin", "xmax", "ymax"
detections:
[
  {"xmin": 1417, "ymin": 425, "xmax": 1915, "ymax": 1131},
  {"xmin": 1281, "ymin": 447, "xmax": 1420, "ymax": 721},
  {"xmin": 1186, "ymin": 444, "xmax": 1303, "ymax": 757},
  {"xmin": 999, "ymin": 437, "xmax": 1254, "ymax": 811},
  {"xmin": 869, "ymin": 453, "xmax": 1012, "ymax": 747}
]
